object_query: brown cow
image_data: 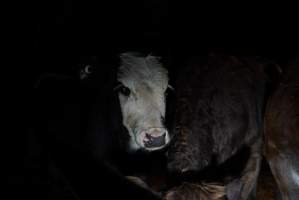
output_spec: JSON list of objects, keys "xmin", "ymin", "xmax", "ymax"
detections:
[{"xmin": 264, "ymin": 56, "xmax": 299, "ymax": 200}]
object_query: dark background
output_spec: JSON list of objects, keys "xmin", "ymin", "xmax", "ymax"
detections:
[
  {"xmin": 7, "ymin": 1, "xmax": 299, "ymax": 199},
  {"xmin": 16, "ymin": 1, "xmax": 299, "ymax": 81}
]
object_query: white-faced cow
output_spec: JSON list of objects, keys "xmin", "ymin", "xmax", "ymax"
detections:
[
  {"xmin": 115, "ymin": 52, "xmax": 171, "ymax": 152},
  {"xmin": 33, "ymin": 53, "xmax": 173, "ymax": 200}
]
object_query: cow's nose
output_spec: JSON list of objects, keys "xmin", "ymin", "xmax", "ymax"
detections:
[
  {"xmin": 143, "ymin": 132, "xmax": 166, "ymax": 148},
  {"xmin": 139, "ymin": 128, "xmax": 169, "ymax": 150}
]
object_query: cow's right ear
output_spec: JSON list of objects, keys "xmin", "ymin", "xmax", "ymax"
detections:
[{"xmin": 165, "ymin": 85, "xmax": 174, "ymax": 97}]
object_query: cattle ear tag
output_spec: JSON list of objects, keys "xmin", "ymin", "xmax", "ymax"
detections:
[{"xmin": 80, "ymin": 65, "xmax": 93, "ymax": 80}]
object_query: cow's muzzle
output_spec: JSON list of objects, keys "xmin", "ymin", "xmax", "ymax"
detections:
[{"xmin": 138, "ymin": 127, "xmax": 169, "ymax": 151}]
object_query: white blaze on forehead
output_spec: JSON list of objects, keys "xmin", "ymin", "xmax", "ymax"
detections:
[{"xmin": 117, "ymin": 52, "xmax": 169, "ymax": 92}]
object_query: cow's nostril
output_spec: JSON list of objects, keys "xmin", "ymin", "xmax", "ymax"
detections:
[
  {"xmin": 145, "ymin": 133, "xmax": 152, "ymax": 140},
  {"xmin": 144, "ymin": 133, "xmax": 166, "ymax": 148}
]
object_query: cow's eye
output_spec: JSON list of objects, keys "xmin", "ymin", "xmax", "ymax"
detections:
[{"xmin": 119, "ymin": 85, "xmax": 131, "ymax": 96}]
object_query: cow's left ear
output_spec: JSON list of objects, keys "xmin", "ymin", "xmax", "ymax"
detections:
[
  {"xmin": 167, "ymin": 85, "xmax": 174, "ymax": 91},
  {"xmin": 165, "ymin": 85, "xmax": 175, "ymax": 98}
]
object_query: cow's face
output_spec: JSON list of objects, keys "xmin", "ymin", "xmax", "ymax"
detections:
[{"xmin": 116, "ymin": 53, "xmax": 171, "ymax": 152}]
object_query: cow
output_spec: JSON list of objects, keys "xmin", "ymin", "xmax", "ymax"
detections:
[
  {"xmin": 165, "ymin": 54, "xmax": 268, "ymax": 200},
  {"xmin": 32, "ymin": 53, "xmax": 173, "ymax": 199},
  {"xmin": 84, "ymin": 52, "xmax": 173, "ymax": 177},
  {"xmin": 114, "ymin": 52, "xmax": 171, "ymax": 151},
  {"xmin": 264, "ymin": 56, "xmax": 299, "ymax": 200}
]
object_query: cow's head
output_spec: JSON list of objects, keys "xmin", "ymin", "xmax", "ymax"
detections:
[{"xmin": 115, "ymin": 52, "xmax": 171, "ymax": 152}]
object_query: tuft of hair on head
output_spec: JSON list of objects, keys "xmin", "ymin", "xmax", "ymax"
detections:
[
  {"xmin": 164, "ymin": 182, "xmax": 226, "ymax": 200},
  {"xmin": 117, "ymin": 52, "xmax": 168, "ymax": 90},
  {"xmin": 119, "ymin": 52, "xmax": 162, "ymax": 70}
]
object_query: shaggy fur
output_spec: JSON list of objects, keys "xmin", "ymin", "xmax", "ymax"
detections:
[
  {"xmin": 164, "ymin": 182, "xmax": 226, "ymax": 200},
  {"xmin": 264, "ymin": 56, "xmax": 299, "ymax": 200},
  {"xmin": 167, "ymin": 55, "xmax": 267, "ymax": 200},
  {"xmin": 118, "ymin": 52, "xmax": 169, "ymax": 92}
]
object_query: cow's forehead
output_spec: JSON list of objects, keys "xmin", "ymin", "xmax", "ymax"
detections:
[
  {"xmin": 117, "ymin": 52, "xmax": 168, "ymax": 92},
  {"xmin": 120, "ymin": 79, "xmax": 166, "ymax": 98}
]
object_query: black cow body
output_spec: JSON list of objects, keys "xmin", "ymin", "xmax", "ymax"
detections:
[{"xmin": 166, "ymin": 55, "xmax": 267, "ymax": 200}]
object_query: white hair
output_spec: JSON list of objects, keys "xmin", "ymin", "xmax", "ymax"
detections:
[{"xmin": 117, "ymin": 52, "xmax": 169, "ymax": 92}]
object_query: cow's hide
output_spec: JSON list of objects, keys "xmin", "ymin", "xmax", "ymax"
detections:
[
  {"xmin": 166, "ymin": 54, "xmax": 268, "ymax": 200},
  {"xmin": 264, "ymin": 55, "xmax": 299, "ymax": 200},
  {"xmin": 165, "ymin": 182, "xmax": 226, "ymax": 200}
]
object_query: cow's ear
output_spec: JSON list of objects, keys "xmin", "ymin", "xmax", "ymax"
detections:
[
  {"xmin": 167, "ymin": 85, "xmax": 174, "ymax": 91},
  {"xmin": 165, "ymin": 85, "xmax": 175, "ymax": 98}
]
